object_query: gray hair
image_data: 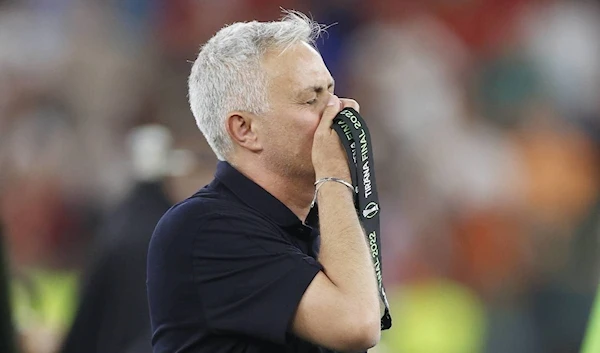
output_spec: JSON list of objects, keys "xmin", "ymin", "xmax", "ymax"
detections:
[{"xmin": 188, "ymin": 10, "xmax": 327, "ymax": 161}]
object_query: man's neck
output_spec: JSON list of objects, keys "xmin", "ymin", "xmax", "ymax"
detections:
[{"xmin": 231, "ymin": 160, "xmax": 314, "ymax": 222}]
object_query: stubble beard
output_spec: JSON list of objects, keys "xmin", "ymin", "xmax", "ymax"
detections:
[{"xmin": 267, "ymin": 149, "xmax": 315, "ymax": 187}]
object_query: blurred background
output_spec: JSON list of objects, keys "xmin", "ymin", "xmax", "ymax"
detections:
[{"xmin": 1, "ymin": 0, "xmax": 600, "ymax": 352}]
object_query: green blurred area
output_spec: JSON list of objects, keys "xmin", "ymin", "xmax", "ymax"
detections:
[
  {"xmin": 380, "ymin": 279, "xmax": 486, "ymax": 353},
  {"xmin": 11, "ymin": 270, "xmax": 79, "ymax": 340}
]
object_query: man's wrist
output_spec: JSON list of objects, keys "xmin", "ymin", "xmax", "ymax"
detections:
[
  {"xmin": 314, "ymin": 168, "xmax": 351, "ymax": 183},
  {"xmin": 311, "ymin": 178, "xmax": 354, "ymax": 208},
  {"xmin": 316, "ymin": 180, "xmax": 354, "ymax": 200},
  {"xmin": 315, "ymin": 177, "xmax": 353, "ymax": 190}
]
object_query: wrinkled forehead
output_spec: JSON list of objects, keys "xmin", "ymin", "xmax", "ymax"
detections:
[{"xmin": 261, "ymin": 42, "xmax": 332, "ymax": 99}]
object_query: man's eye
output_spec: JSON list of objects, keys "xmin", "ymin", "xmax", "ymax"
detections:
[{"xmin": 306, "ymin": 98, "xmax": 317, "ymax": 105}]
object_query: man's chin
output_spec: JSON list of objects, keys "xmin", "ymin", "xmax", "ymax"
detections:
[
  {"xmin": 288, "ymin": 167, "xmax": 315, "ymax": 183},
  {"xmin": 274, "ymin": 157, "xmax": 314, "ymax": 181}
]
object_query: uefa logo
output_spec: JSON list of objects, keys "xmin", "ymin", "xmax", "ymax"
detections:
[{"xmin": 362, "ymin": 202, "xmax": 379, "ymax": 219}]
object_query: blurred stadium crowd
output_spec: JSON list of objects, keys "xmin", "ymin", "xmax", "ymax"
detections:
[{"xmin": 1, "ymin": 0, "xmax": 600, "ymax": 352}]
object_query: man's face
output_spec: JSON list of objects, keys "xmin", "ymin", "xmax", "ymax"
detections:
[{"xmin": 259, "ymin": 42, "xmax": 335, "ymax": 180}]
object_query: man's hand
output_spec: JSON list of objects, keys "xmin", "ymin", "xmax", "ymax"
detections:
[
  {"xmin": 294, "ymin": 95, "xmax": 380, "ymax": 352},
  {"xmin": 312, "ymin": 95, "xmax": 360, "ymax": 182}
]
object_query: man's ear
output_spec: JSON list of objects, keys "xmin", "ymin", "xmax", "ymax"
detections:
[{"xmin": 225, "ymin": 111, "xmax": 263, "ymax": 153}]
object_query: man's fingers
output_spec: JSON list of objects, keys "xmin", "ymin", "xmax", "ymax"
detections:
[
  {"xmin": 317, "ymin": 95, "xmax": 341, "ymax": 133},
  {"xmin": 340, "ymin": 98, "xmax": 360, "ymax": 113}
]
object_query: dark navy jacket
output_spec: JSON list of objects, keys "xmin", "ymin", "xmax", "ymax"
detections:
[{"xmin": 147, "ymin": 161, "xmax": 337, "ymax": 353}]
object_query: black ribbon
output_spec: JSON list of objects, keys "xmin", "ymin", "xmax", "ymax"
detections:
[{"xmin": 332, "ymin": 108, "xmax": 392, "ymax": 330}]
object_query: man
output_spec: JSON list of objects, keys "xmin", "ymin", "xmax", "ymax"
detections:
[
  {"xmin": 61, "ymin": 125, "xmax": 175, "ymax": 353},
  {"xmin": 0, "ymin": 224, "xmax": 16, "ymax": 353},
  {"xmin": 147, "ymin": 11, "xmax": 381, "ymax": 353}
]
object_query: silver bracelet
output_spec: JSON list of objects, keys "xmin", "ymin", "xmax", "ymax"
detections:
[{"xmin": 310, "ymin": 177, "xmax": 356, "ymax": 208}]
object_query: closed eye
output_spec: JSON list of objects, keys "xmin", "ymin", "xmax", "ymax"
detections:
[{"xmin": 306, "ymin": 98, "xmax": 318, "ymax": 105}]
